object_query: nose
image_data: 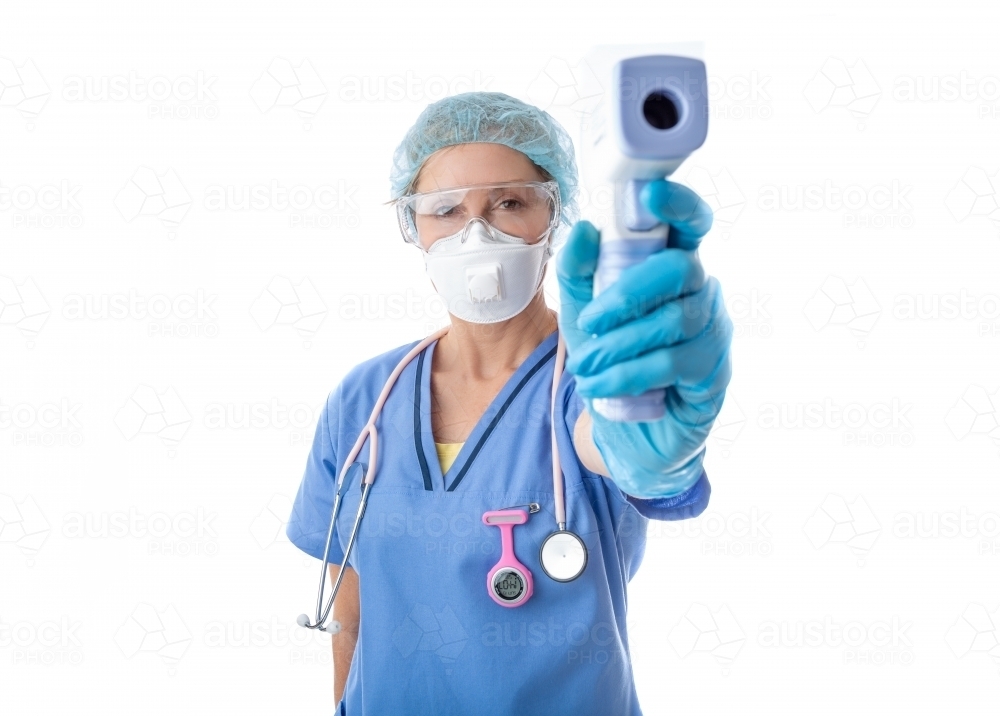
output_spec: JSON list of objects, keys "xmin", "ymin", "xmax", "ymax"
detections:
[{"xmin": 460, "ymin": 217, "xmax": 498, "ymax": 243}]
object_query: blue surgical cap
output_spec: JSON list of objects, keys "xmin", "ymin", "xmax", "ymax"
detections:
[{"xmin": 389, "ymin": 92, "xmax": 579, "ymax": 232}]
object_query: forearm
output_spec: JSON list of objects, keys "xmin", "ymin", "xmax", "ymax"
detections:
[
  {"xmin": 327, "ymin": 563, "xmax": 360, "ymax": 705},
  {"xmin": 573, "ymin": 407, "xmax": 609, "ymax": 476},
  {"xmin": 333, "ymin": 627, "xmax": 357, "ymax": 703}
]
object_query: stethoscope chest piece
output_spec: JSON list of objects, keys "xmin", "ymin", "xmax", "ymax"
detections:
[
  {"xmin": 540, "ymin": 530, "xmax": 588, "ymax": 582},
  {"xmin": 297, "ymin": 330, "xmax": 588, "ymax": 628}
]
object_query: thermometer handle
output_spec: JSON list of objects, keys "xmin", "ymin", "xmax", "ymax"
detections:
[{"xmin": 591, "ymin": 179, "xmax": 669, "ymax": 423}]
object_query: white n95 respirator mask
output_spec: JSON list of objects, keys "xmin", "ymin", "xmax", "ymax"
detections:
[
  {"xmin": 395, "ymin": 180, "xmax": 561, "ymax": 324},
  {"xmin": 423, "ymin": 218, "xmax": 550, "ymax": 324}
]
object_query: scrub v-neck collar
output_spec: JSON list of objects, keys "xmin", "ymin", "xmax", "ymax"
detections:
[{"xmin": 412, "ymin": 329, "xmax": 559, "ymax": 492}]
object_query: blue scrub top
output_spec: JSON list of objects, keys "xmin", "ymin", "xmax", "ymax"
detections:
[{"xmin": 288, "ymin": 330, "xmax": 710, "ymax": 715}]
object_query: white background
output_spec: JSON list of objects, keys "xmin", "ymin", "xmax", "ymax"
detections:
[{"xmin": 3, "ymin": 1, "xmax": 1000, "ymax": 713}]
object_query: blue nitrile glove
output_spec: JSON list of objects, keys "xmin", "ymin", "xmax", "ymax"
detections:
[{"xmin": 557, "ymin": 181, "xmax": 733, "ymax": 499}]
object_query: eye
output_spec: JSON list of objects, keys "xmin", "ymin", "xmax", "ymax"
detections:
[
  {"xmin": 431, "ymin": 202, "xmax": 462, "ymax": 218},
  {"xmin": 496, "ymin": 197, "xmax": 525, "ymax": 211}
]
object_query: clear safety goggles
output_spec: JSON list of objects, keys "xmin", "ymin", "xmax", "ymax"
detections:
[{"xmin": 395, "ymin": 181, "xmax": 561, "ymax": 248}]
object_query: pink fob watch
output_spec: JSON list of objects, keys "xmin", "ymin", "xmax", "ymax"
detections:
[{"xmin": 482, "ymin": 509, "xmax": 534, "ymax": 607}]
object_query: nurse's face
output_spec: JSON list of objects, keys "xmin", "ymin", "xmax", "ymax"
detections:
[{"xmin": 411, "ymin": 143, "xmax": 550, "ymax": 250}]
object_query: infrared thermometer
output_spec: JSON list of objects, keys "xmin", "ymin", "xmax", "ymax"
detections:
[{"xmin": 581, "ymin": 53, "xmax": 709, "ymax": 422}]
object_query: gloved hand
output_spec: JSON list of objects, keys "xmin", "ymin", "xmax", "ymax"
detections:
[{"xmin": 556, "ymin": 180, "xmax": 733, "ymax": 499}]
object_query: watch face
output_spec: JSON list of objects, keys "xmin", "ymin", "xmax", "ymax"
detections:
[{"xmin": 493, "ymin": 569, "xmax": 525, "ymax": 602}]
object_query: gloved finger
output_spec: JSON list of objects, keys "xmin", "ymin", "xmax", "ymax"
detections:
[
  {"xmin": 575, "ymin": 329, "xmax": 731, "ymax": 401},
  {"xmin": 556, "ymin": 220, "xmax": 601, "ymax": 352},
  {"xmin": 664, "ymin": 386, "xmax": 729, "ymax": 431},
  {"xmin": 575, "ymin": 280, "xmax": 732, "ymax": 399},
  {"xmin": 640, "ymin": 180, "xmax": 714, "ymax": 251},
  {"xmin": 577, "ymin": 248, "xmax": 705, "ymax": 335},
  {"xmin": 568, "ymin": 280, "xmax": 719, "ymax": 378}
]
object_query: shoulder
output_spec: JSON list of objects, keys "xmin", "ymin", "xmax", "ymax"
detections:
[
  {"xmin": 325, "ymin": 339, "xmax": 424, "ymax": 425},
  {"xmin": 340, "ymin": 339, "xmax": 423, "ymax": 392}
]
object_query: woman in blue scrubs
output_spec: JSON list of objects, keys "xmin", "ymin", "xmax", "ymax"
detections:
[{"xmin": 288, "ymin": 92, "xmax": 732, "ymax": 714}]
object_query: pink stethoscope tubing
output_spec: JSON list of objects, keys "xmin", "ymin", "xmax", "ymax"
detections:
[{"xmin": 300, "ymin": 326, "xmax": 573, "ymax": 631}]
